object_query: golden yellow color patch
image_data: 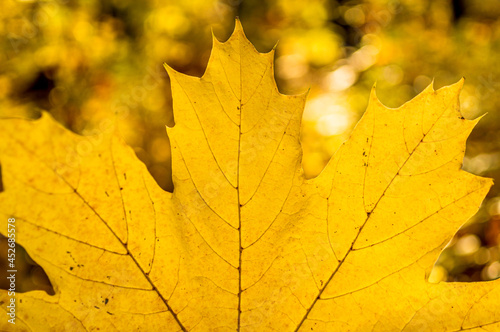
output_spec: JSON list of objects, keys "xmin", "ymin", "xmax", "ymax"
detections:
[{"xmin": 0, "ymin": 20, "xmax": 499, "ymax": 331}]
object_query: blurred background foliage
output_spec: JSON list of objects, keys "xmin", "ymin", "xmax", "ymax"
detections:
[{"xmin": 0, "ymin": 0, "xmax": 499, "ymax": 294}]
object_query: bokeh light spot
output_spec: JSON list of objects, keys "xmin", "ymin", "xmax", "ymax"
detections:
[
  {"xmin": 325, "ymin": 65, "xmax": 357, "ymax": 91},
  {"xmin": 454, "ymin": 234, "xmax": 481, "ymax": 256}
]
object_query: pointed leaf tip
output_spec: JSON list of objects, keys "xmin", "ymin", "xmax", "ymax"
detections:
[
  {"xmin": 232, "ymin": 17, "xmax": 245, "ymax": 38},
  {"xmin": 272, "ymin": 40, "xmax": 280, "ymax": 51},
  {"xmin": 369, "ymin": 82, "xmax": 378, "ymax": 101},
  {"xmin": 454, "ymin": 76, "xmax": 465, "ymax": 90},
  {"xmin": 164, "ymin": 63, "xmax": 179, "ymax": 77},
  {"xmin": 423, "ymin": 79, "xmax": 435, "ymax": 93}
]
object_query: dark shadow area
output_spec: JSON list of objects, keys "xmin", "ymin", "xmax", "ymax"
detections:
[{"xmin": 0, "ymin": 234, "xmax": 54, "ymax": 295}]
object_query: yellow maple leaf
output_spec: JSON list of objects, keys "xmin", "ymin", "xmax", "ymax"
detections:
[{"xmin": 1, "ymin": 19, "xmax": 499, "ymax": 331}]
